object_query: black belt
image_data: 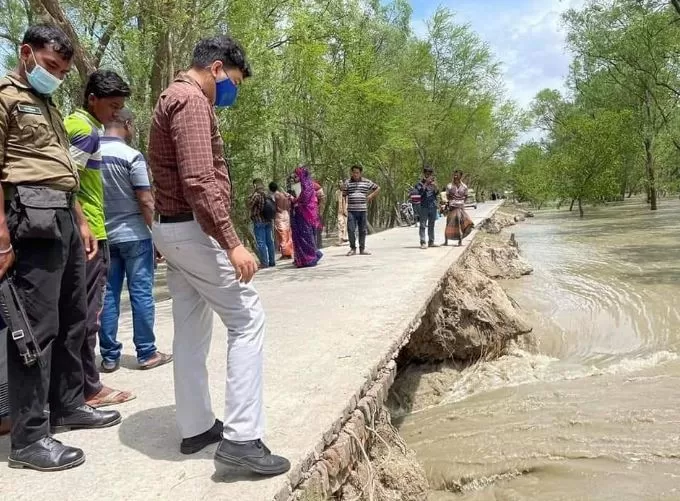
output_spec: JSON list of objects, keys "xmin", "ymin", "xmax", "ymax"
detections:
[{"xmin": 158, "ymin": 213, "xmax": 194, "ymax": 224}]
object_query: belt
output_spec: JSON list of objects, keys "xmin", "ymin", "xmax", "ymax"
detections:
[
  {"xmin": 157, "ymin": 213, "xmax": 194, "ymax": 224},
  {"xmin": 4, "ymin": 184, "xmax": 75, "ymax": 209}
]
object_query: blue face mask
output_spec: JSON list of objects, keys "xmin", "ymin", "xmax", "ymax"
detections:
[
  {"xmin": 215, "ymin": 77, "xmax": 238, "ymax": 108},
  {"xmin": 24, "ymin": 49, "xmax": 63, "ymax": 96}
]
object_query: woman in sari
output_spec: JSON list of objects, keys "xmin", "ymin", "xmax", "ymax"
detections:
[
  {"xmin": 291, "ymin": 166, "xmax": 324, "ymax": 268},
  {"xmin": 445, "ymin": 169, "xmax": 475, "ymax": 246}
]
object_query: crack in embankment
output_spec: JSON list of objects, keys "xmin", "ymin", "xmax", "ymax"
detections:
[{"xmin": 289, "ymin": 207, "xmax": 535, "ymax": 501}]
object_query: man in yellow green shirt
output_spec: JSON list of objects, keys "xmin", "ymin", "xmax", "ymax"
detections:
[{"xmin": 64, "ymin": 70, "xmax": 134, "ymax": 408}]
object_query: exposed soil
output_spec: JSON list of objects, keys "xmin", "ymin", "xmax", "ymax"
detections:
[
  {"xmin": 335, "ymin": 408, "xmax": 429, "ymax": 501},
  {"xmin": 389, "ymin": 230, "xmax": 534, "ymax": 417},
  {"xmin": 462, "ymin": 233, "xmax": 533, "ymax": 280},
  {"xmin": 299, "ymin": 208, "xmax": 535, "ymax": 501}
]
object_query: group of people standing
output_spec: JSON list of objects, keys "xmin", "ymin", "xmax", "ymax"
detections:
[
  {"xmin": 248, "ymin": 164, "xmax": 382, "ymax": 267},
  {"xmin": 246, "ymin": 162, "xmax": 472, "ymax": 271},
  {"xmin": 0, "ymin": 23, "xmax": 476, "ymax": 483},
  {"xmin": 0, "ymin": 25, "xmax": 290, "ymax": 477},
  {"xmin": 247, "ymin": 167, "xmax": 324, "ymax": 269},
  {"xmin": 0, "ymin": 24, "xmax": 172, "ymax": 471},
  {"xmin": 413, "ymin": 166, "xmax": 475, "ymax": 249}
]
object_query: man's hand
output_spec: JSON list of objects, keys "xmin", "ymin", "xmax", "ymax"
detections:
[
  {"xmin": 0, "ymin": 226, "xmax": 15, "ymax": 280},
  {"xmin": 73, "ymin": 201, "xmax": 98, "ymax": 260},
  {"xmin": 227, "ymin": 244, "xmax": 258, "ymax": 284},
  {"xmin": 155, "ymin": 248, "xmax": 165, "ymax": 265},
  {"xmin": 79, "ymin": 222, "xmax": 98, "ymax": 260}
]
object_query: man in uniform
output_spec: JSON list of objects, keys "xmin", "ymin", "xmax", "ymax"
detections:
[{"xmin": 0, "ymin": 24, "xmax": 120, "ymax": 472}]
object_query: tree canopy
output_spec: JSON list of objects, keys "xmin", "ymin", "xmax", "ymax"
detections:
[
  {"xmin": 510, "ymin": 0, "xmax": 680, "ymax": 215},
  {"xmin": 3, "ymin": 0, "xmax": 677, "ymax": 226},
  {"xmin": 0, "ymin": 0, "xmax": 525, "ymax": 236}
]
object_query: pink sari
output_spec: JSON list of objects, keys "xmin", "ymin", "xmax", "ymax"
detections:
[{"xmin": 291, "ymin": 167, "xmax": 323, "ymax": 267}]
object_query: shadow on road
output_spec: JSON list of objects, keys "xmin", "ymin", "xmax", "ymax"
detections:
[
  {"xmin": 118, "ymin": 404, "xmax": 214, "ymax": 462},
  {"xmin": 0, "ymin": 435, "xmax": 8, "ymax": 463}
]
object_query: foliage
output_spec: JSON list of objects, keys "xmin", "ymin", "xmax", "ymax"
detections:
[
  {"xmin": 0, "ymin": 0, "xmax": 525, "ymax": 236},
  {"xmin": 513, "ymin": 0, "xmax": 680, "ymax": 216}
]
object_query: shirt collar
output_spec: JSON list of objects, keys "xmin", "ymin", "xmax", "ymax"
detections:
[
  {"xmin": 101, "ymin": 136, "xmax": 126, "ymax": 143},
  {"xmin": 7, "ymin": 71, "xmax": 30, "ymax": 89},
  {"xmin": 75, "ymin": 108, "xmax": 104, "ymax": 131},
  {"xmin": 174, "ymin": 72, "xmax": 210, "ymax": 100},
  {"xmin": 6, "ymin": 71, "xmax": 56, "ymax": 104}
]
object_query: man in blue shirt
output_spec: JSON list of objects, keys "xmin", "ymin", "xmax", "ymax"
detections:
[
  {"xmin": 98, "ymin": 109, "xmax": 172, "ymax": 372},
  {"xmin": 414, "ymin": 166, "xmax": 439, "ymax": 249}
]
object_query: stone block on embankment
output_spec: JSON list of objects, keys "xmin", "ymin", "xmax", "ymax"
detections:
[{"xmin": 0, "ymin": 203, "xmax": 503, "ymax": 501}]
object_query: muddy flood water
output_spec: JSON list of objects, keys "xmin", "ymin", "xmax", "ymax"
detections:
[{"xmin": 398, "ymin": 200, "xmax": 680, "ymax": 500}]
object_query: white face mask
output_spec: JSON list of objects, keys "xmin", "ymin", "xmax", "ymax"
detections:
[{"xmin": 24, "ymin": 47, "xmax": 63, "ymax": 95}]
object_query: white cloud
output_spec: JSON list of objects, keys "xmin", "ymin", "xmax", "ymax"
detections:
[{"xmin": 412, "ymin": 0, "xmax": 587, "ymax": 109}]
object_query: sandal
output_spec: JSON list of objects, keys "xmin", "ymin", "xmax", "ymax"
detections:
[
  {"xmin": 86, "ymin": 387, "xmax": 136, "ymax": 409},
  {"xmin": 346, "ymin": 249, "xmax": 357, "ymax": 256},
  {"xmin": 139, "ymin": 352, "xmax": 173, "ymax": 371}
]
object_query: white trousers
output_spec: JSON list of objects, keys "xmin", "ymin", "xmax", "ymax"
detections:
[{"xmin": 152, "ymin": 220, "xmax": 265, "ymax": 441}]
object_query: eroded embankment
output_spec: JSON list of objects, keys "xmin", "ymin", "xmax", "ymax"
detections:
[{"xmin": 290, "ymin": 207, "xmax": 535, "ymax": 501}]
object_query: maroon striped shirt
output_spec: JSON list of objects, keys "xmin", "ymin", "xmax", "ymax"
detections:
[{"xmin": 148, "ymin": 73, "xmax": 241, "ymax": 250}]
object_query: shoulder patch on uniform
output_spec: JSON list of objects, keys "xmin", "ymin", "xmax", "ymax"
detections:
[{"xmin": 17, "ymin": 104, "xmax": 42, "ymax": 115}]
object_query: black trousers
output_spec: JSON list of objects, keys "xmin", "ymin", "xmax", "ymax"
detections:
[
  {"xmin": 82, "ymin": 240, "xmax": 108, "ymax": 399},
  {"xmin": 7, "ymin": 208, "xmax": 87, "ymax": 448},
  {"xmin": 347, "ymin": 211, "xmax": 368, "ymax": 251}
]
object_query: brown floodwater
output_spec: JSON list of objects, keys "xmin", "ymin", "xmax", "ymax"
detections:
[{"xmin": 398, "ymin": 199, "xmax": 680, "ymax": 500}]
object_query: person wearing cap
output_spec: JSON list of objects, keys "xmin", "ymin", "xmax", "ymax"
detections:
[{"xmin": 414, "ymin": 166, "xmax": 439, "ymax": 249}]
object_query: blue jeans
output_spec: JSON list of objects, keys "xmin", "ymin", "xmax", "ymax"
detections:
[
  {"xmin": 420, "ymin": 204, "xmax": 437, "ymax": 245},
  {"xmin": 348, "ymin": 211, "xmax": 368, "ymax": 251},
  {"xmin": 100, "ymin": 239, "xmax": 157, "ymax": 364},
  {"xmin": 254, "ymin": 222, "xmax": 276, "ymax": 267}
]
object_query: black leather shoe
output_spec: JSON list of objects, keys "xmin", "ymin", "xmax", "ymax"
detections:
[
  {"xmin": 8, "ymin": 437, "xmax": 85, "ymax": 472},
  {"xmin": 214, "ymin": 439, "xmax": 290, "ymax": 476},
  {"xmin": 181, "ymin": 419, "xmax": 223, "ymax": 455},
  {"xmin": 50, "ymin": 404, "xmax": 122, "ymax": 433}
]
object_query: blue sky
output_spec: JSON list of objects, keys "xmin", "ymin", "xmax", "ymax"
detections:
[{"xmin": 409, "ymin": 0, "xmax": 586, "ymax": 109}]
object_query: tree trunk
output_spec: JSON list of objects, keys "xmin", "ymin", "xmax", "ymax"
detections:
[
  {"xmin": 578, "ymin": 197, "xmax": 584, "ymax": 218},
  {"xmin": 672, "ymin": 0, "xmax": 680, "ymax": 18},
  {"xmin": 569, "ymin": 198, "xmax": 576, "ymax": 212},
  {"xmin": 149, "ymin": 29, "xmax": 171, "ymax": 109},
  {"xmin": 644, "ymin": 90, "xmax": 658, "ymax": 211},
  {"xmin": 644, "ymin": 139, "xmax": 657, "ymax": 211},
  {"xmin": 271, "ymin": 132, "xmax": 278, "ymax": 182},
  {"xmin": 29, "ymin": 0, "xmax": 95, "ymax": 83}
]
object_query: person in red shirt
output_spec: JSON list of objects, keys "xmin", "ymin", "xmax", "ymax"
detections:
[{"xmin": 148, "ymin": 35, "xmax": 289, "ymax": 476}]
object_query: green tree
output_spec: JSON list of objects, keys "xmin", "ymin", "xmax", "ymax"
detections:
[
  {"xmin": 564, "ymin": 0, "xmax": 680, "ymax": 210},
  {"xmin": 0, "ymin": 0, "xmax": 523, "ymax": 237}
]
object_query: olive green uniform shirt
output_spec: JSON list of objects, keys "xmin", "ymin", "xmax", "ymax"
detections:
[{"xmin": 0, "ymin": 72, "xmax": 79, "ymax": 192}]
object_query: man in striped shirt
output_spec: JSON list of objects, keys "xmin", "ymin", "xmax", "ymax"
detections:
[
  {"xmin": 64, "ymin": 69, "xmax": 134, "ymax": 409},
  {"xmin": 342, "ymin": 165, "xmax": 380, "ymax": 255}
]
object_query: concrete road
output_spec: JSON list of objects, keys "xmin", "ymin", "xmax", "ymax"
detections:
[{"xmin": 0, "ymin": 202, "xmax": 502, "ymax": 501}]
